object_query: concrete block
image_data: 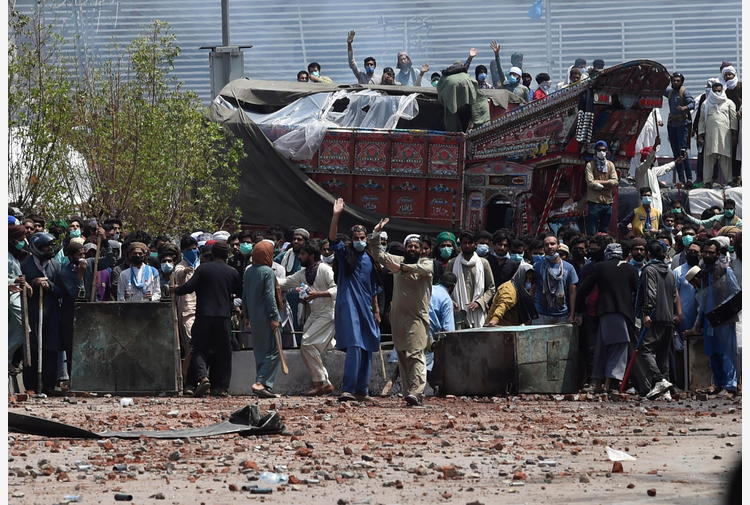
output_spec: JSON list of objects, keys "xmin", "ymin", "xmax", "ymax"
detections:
[{"xmin": 229, "ymin": 349, "xmax": 392, "ymax": 396}]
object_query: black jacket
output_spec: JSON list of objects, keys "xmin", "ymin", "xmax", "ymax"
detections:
[
  {"xmin": 576, "ymin": 259, "xmax": 638, "ymax": 322},
  {"xmin": 175, "ymin": 260, "xmax": 241, "ymax": 318},
  {"xmin": 636, "ymin": 260, "xmax": 676, "ymax": 323}
]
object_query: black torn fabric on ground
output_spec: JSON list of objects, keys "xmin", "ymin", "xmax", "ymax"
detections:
[{"xmin": 9, "ymin": 404, "xmax": 284, "ymax": 439}]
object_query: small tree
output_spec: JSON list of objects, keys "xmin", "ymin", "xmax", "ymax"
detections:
[
  {"xmin": 8, "ymin": 12, "xmax": 243, "ymax": 235},
  {"xmin": 71, "ymin": 20, "xmax": 243, "ymax": 235},
  {"xmin": 8, "ymin": 8, "xmax": 80, "ymax": 216}
]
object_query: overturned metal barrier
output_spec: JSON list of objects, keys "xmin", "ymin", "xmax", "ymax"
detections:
[{"xmin": 9, "ymin": 404, "xmax": 284, "ymax": 439}]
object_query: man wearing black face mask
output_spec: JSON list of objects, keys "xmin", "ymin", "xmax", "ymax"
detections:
[
  {"xmin": 117, "ymin": 242, "xmax": 161, "ymax": 302},
  {"xmin": 21, "ymin": 232, "xmax": 64, "ymax": 393},
  {"xmin": 637, "ymin": 240, "xmax": 682, "ymax": 400},
  {"xmin": 627, "ymin": 237, "xmax": 647, "ymax": 276},
  {"xmin": 672, "ymin": 241, "xmax": 702, "ymax": 343},
  {"xmin": 369, "ymin": 225, "xmax": 433, "ymax": 407},
  {"xmin": 569, "ymin": 237, "xmax": 588, "ymax": 277},
  {"xmin": 685, "ymin": 239, "xmax": 740, "ymax": 397}
]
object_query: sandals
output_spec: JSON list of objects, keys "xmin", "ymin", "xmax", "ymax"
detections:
[{"xmin": 251, "ymin": 385, "xmax": 278, "ymax": 398}]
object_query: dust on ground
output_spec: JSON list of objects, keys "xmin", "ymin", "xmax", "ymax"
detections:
[{"xmin": 7, "ymin": 393, "xmax": 741, "ymax": 504}]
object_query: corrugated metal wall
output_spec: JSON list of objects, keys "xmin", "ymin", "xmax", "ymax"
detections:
[{"xmin": 15, "ymin": 0, "xmax": 741, "ymax": 104}]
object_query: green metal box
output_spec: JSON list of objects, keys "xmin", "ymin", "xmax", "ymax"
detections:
[
  {"xmin": 432, "ymin": 324, "xmax": 580, "ymax": 395},
  {"xmin": 70, "ymin": 302, "xmax": 181, "ymax": 394}
]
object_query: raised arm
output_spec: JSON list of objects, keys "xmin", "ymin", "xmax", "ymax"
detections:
[
  {"xmin": 415, "ymin": 63, "xmax": 429, "ymax": 87},
  {"xmin": 464, "ymin": 47, "xmax": 477, "ymax": 72},
  {"xmin": 329, "ymin": 198, "xmax": 344, "ymax": 242},
  {"xmin": 369, "ymin": 218, "xmax": 401, "ymax": 273},
  {"xmin": 489, "ymin": 40, "xmax": 504, "ymax": 86},
  {"xmin": 347, "ymin": 30, "xmax": 360, "ymax": 77}
]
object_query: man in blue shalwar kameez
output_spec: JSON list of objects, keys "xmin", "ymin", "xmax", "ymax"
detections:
[
  {"xmin": 328, "ymin": 198, "xmax": 381, "ymax": 402},
  {"xmin": 686, "ymin": 240, "xmax": 741, "ymax": 398}
]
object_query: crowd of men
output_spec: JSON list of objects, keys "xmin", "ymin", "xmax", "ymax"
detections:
[
  {"xmin": 292, "ymin": 35, "xmax": 742, "ymax": 187},
  {"xmin": 7, "ymin": 190, "xmax": 742, "ymax": 405}
]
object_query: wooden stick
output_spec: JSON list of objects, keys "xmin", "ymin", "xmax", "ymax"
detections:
[
  {"xmin": 37, "ymin": 287, "xmax": 44, "ymax": 393},
  {"xmin": 378, "ymin": 343, "xmax": 387, "ymax": 379},
  {"xmin": 274, "ymin": 326, "xmax": 289, "ymax": 375},
  {"xmin": 89, "ymin": 235, "xmax": 102, "ymax": 302},
  {"xmin": 169, "ymin": 277, "xmax": 183, "ymax": 393},
  {"xmin": 21, "ymin": 286, "xmax": 31, "ymax": 367}
]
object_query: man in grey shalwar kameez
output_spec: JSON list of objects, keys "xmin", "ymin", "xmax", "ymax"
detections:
[{"xmin": 575, "ymin": 243, "xmax": 639, "ymax": 392}]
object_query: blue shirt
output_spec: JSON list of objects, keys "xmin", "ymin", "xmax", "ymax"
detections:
[
  {"xmin": 672, "ymin": 263, "xmax": 697, "ymax": 332},
  {"xmin": 533, "ymin": 258, "xmax": 578, "ymax": 317},
  {"xmin": 332, "ymin": 241, "xmax": 381, "ymax": 352},
  {"xmin": 429, "ymin": 284, "xmax": 455, "ymax": 336}
]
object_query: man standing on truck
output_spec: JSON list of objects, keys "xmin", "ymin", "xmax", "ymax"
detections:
[
  {"xmin": 664, "ymin": 72, "xmax": 695, "ymax": 184},
  {"xmin": 346, "ymin": 31, "xmax": 381, "ymax": 85},
  {"xmin": 584, "ymin": 140, "xmax": 619, "ymax": 235}
]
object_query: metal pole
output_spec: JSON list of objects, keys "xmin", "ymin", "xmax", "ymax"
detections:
[
  {"xmin": 297, "ymin": 4, "xmax": 307, "ymax": 66},
  {"xmin": 221, "ymin": 0, "xmax": 230, "ymax": 46},
  {"xmin": 544, "ymin": 0, "xmax": 551, "ymax": 71},
  {"xmin": 621, "ymin": 22, "xmax": 626, "ymax": 62},
  {"xmin": 671, "ymin": 20, "xmax": 676, "ymax": 72}
]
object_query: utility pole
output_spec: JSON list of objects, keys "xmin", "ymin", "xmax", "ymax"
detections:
[
  {"xmin": 201, "ymin": 0, "xmax": 253, "ymax": 99},
  {"xmin": 544, "ymin": 0, "xmax": 552, "ymax": 75}
]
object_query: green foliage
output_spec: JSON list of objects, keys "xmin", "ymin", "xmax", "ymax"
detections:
[
  {"xmin": 8, "ymin": 9, "xmax": 79, "ymax": 216},
  {"xmin": 9, "ymin": 13, "xmax": 243, "ymax": 235}
]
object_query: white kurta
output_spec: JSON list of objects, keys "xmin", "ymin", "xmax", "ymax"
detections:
[
  {"xmin": 630, "ymin": 108, "xmax": 662, "ymax": 175},
  {"xmin": 117, "ymin": 264, "xmax": 161, "ymax": 301},
  {"xmin": 278, "ymin": 263, "xmax": 337, "ymax": 384},
  {"xmin": 634, "ymin": 150, "xmax": 675, "ymax": 213},
  {"xmin": 173, "ymin": 260, "xmax": 197, "ymax": 340},
  {"xmin": 700, "ymin": 99, "xmax": 738, "ymax": 157}
]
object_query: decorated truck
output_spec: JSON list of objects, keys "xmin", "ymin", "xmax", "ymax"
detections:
[{"xmin": 211, "ymin": 60, "xmax": 669, "ymax": 235}]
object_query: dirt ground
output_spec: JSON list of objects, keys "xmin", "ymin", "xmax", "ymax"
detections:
[{"xmin": 7, "ymin": 392, "xmax": 741, "ymax": 505}]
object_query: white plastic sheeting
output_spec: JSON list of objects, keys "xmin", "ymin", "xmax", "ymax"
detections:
[
  {"xmin": 687, "ymin": 188, "xmax": 743, "ymax": 218},
  {"xmin": 219, "ymin": 90, "xmax": 420, "ymax": 160}
]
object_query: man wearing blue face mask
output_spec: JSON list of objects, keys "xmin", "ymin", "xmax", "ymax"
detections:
[
  {"xmin": 475, "ymin": 65, "xmax": 493, "ymax": 89},
  {"xmin": 157, "ymin": 243, "xmax": 180, "ymax": 294},
  {"xmin": 329, "ymin": 198, "xmax": 382, "ymax": 402},
  {"xmin": 347, "ymin": 30, "xmax": 381, "ymax": 85},
  {"xmin": 618, "ymin": 188, "xmax": 661, "ymax": 238},
  {"xmin": 488, "ymin": 40, "xmax": 528, "ymax": 100},
  {"xmin": 174, "ymin": 234, "xmax": 200, "ymax": 392},
  {"xmin": 681, "ymin": 198, "xmax": 742, "ymax": 230}
]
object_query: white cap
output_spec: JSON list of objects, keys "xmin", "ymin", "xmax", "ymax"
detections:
[
  {"xmin": 212, "ymin": 230, "xmax": 231, "ymax": 241},
  {"xmin": 685, "ymin": 265, "xmax": 701, "ymax": 283},
  {"xmin": 190, "ymin": 231, "xmax": 204, "ymax": 240},
  {"xmin": 380, "ymin": 231, "xmax": 388, "ymax": 240},
  {"xmin": 509, "ymin": 66, "xmax": 523, "ymax": 77}
]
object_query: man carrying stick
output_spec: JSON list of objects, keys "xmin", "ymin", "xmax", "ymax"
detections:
[
  {"xmin": 21, "ymin": 232, "xmax": 64, "ymax": 394},
  {"xmin": 368, "ymin": 221, "xmax": 433, "ymax": 407},
  {"xmin": 242, "ymin": 240, "xmax": 282, "ymax": 398}
]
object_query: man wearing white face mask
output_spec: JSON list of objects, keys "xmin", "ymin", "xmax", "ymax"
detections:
[
  {"xmin": 448, "ymin": 230, "xmax": 495, "ymax": 328},
  {"xmin": 698, "ymin": 79, "xmax": 738, "ymax": 185},
  {"xmin": 533, "ymin": 73, "xmax": 551, "ymax": 100},
  {"xmin": 584, "ymin": 140, "xmax": 619, "ymax": 235}
]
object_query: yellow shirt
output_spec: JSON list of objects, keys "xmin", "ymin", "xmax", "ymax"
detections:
[{"xmin": 631, "ymin": 206, "xmax": 661, "ymax": 236}]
